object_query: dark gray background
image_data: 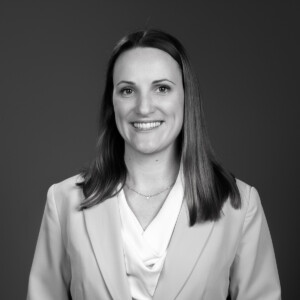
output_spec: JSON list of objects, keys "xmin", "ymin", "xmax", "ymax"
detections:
[{"xmin": 1, "ymin": 0, "xmax": 299, "ymax": 298}]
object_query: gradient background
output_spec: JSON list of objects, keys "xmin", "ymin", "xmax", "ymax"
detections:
[{"xmin": 1, "ymin": 0, "xmax": 299, "ymax": 298}]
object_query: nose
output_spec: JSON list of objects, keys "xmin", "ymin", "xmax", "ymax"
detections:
[{"xmin": 135, "ymin": 92, "xmax": 155, "ymax": 116}]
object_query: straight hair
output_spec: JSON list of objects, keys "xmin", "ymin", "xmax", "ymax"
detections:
[{"xmin": 77, "ymin": 29, "xmax": 241, "ymax": 225}]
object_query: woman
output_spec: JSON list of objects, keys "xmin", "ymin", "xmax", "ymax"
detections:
[{"xmin": 27, "ymin": 29, "xmax": 281, "ymax": 300}]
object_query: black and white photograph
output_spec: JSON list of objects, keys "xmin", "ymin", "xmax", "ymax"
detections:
[{"xmin": 1, "ymin": 0, "xmax": 299, "ymax": 299}]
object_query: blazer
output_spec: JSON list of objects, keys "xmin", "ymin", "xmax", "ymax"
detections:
[{"xmin": 27, "ymin": 175, "xmax": 281, "ymax": 300}]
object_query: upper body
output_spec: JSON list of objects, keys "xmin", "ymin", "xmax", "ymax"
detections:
[
  {"xmin": 27, "ymin": 29, "xmax": 281, "ymax": 299},
  {"xmin": 27, "ymin": 174, "xmax": 281, "ymax": 300}
]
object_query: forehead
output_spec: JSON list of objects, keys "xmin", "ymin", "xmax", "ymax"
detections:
[{"xmin": 113, "ymin": 47, "xmax": 182, "ymax": 83}]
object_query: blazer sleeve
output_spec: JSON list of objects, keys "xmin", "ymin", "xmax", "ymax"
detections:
[
  {"xmin": 27, "ymin": 185, "xmax": 71, "ymax": 300},
  {"xmin": 229, "ymin": 187, "xmax": 281, "ymax": 300}
]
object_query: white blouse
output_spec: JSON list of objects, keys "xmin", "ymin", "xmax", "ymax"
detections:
[{"xmin": 118, "ymin": 172, "xmax": 184, "ymax": 300}]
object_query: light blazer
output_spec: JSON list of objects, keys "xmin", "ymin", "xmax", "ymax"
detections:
[{"xmin": 27, "ymin": 175, "xmax": 281, "ymax": 300}]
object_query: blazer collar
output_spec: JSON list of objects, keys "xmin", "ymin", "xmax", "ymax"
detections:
[
  {"xmin": 83, "ymin": 194, "xmax": 132, "ymax": 300},
  {"xmin": 84, "ymin": 190, "xmax": 215, "ymax": 300},
  {"xmin": 153, "ymin": 202, "xmax": 215, "ymax": 300}
]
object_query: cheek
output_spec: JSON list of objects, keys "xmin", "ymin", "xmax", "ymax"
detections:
[
  {"xmin": 113, "ymin": 101, "xmax": 124, "ymax": 121},
  {"xmin": 174, "ymin": 97, "xmax": 184, "ymax": 124},
  {"xmin": 112, "ymin": 102, "xmax": 122, "ymax": 129},
  {"xmin": 113, "ymin": 99, "xmax": 131, "ymax": 119},
  {"xmin": 113, "ymin": 101, "xmax": 131, "ymax": 137},
  {"xmin": 174, "ymin": 101, "xmax": 184, "ymax": 136},
  {"xmin": 176, "ymin": 112, "xmax": 184, "ymax": 134}
]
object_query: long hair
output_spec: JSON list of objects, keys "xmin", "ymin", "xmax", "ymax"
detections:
[{"xmin": 77, "ymin": 29, "xmax": 241, "ymax": 225}]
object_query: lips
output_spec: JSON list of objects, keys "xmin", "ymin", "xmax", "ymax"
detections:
[{"xmin": 132, "ymin": 121, "xmax": 163, "ymax": 130}]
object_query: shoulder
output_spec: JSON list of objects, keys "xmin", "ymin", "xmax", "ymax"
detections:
[
  {"xmin": 217, "ymin": 179, "xmax": 266, "ymax": 248},
  {"xmin": 235, "ymin": 178, "xmax": 261, "ymax": 209},
  {"xmin": 223, "ymin": 178, "xmax": 263, "ymax": 221},
  {"xmin": 52, "ymin": 174, "xmax": 84, "ymax": 196},
  {"xmin": 235, "ymin": 178, "xmax": 251, "ymax": 207},
  {"xmin": 47, "ymin": 174, "xmax": 84, "ymax": 215}
]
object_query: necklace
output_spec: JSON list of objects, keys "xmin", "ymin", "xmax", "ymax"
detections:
[{"xmin": 125, "ymin": 182, "xmax": 174, "ymax": 200}]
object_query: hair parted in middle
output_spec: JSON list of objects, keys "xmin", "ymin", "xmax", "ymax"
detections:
[{"xmin": 77, "ymin": 28, "xmax": 241, "ymax": 225}]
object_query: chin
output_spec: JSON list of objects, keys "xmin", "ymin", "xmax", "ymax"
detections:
[
  {"xmin": 134, "ymin": 142, "xmax": 176, "ymax": 156},
  {"xmin": 125, "ymin": 138, "xmax": 175, "ymax": 156},
  {"xmin": 134, "ymin": 145, "xmax": 161, "ymax": 155}
]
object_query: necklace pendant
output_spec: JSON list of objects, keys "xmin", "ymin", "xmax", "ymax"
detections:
[{"xmin": 125, "ymin": 182, "xmax": 174, "ymax": 200}]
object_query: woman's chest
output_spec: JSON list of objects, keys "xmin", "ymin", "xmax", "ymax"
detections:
[{"xmin": 124, "ymin": 192, "xmax": 167, "ymax": 230}]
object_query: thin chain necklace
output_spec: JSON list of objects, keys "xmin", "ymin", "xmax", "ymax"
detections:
[{"xmin": 125, "ymin": 182, "xmax": 174, "ymax": 200}]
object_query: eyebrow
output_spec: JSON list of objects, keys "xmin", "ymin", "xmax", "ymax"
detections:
[
  {"xmin": 116, "ymin": 79, "xmax": 176, "ymax": 86},
  {"xmin": 153, "ymin": 79, "xmax": 176, "ymax": 85},
  {"xmin": 116, "ymin": 80, "xmax": 135, "ymax": 86}
]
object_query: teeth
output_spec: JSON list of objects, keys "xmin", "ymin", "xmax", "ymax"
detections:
[{"xmin": 133, "ymin": 122, "xmax": 162, "ymax": 130}]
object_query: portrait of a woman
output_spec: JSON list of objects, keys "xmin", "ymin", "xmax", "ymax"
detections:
[{"xmin": 27, "ymin": 29, "xmax": 281, "ymax": 300}]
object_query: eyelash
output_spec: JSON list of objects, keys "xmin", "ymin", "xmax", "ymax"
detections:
[
  {"xmin": 119, "ymin": 85, "xmax": 171, "ymax": 97},
  {"xmin": 120, "ymin": 88, "xmax": 134, "ymax": 96},
  {"xmin": 156, "ymin": 85, "xmax": 170, "ymax": 93}
]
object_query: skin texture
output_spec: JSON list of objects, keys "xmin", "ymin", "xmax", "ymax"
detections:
[
  {"xmin": 112, "ymin": 47, "xmax": 185, "ymax": 228},
  {"xmin": 112, "ymin": 47, "xmax": 184, "ymax": 157}
]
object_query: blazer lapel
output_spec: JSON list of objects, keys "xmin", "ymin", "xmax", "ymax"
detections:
[
  {"xmin": 153, "ymin": 203, "xmax": 215, "ymax": 300},
  {"xmin": 83, "ymin": 195, "xmax": 131, "ymax": 300}
]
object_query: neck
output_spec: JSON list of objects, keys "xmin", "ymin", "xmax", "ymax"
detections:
[{"xmin": 124, "ymin": 146, "xmax": 180, "ymax": 194}]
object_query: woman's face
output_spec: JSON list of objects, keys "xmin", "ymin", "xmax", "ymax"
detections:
[{"xmin": 112, "ymin": 47, "xmax": 184, "ymax": 156}]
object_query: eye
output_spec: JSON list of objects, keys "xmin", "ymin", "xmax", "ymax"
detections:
[
  {"xmin": 156, "ymin": 85, "xmax": 170, "ymax": 94},
  {"xmin": 120, "ymin": 88, "xmax": 134, "ymax": 97}
]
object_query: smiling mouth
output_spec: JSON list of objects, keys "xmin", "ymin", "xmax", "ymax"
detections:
[{"xmin": 132, "ymin": 121, "xmax": 163, "ymax": 130}]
